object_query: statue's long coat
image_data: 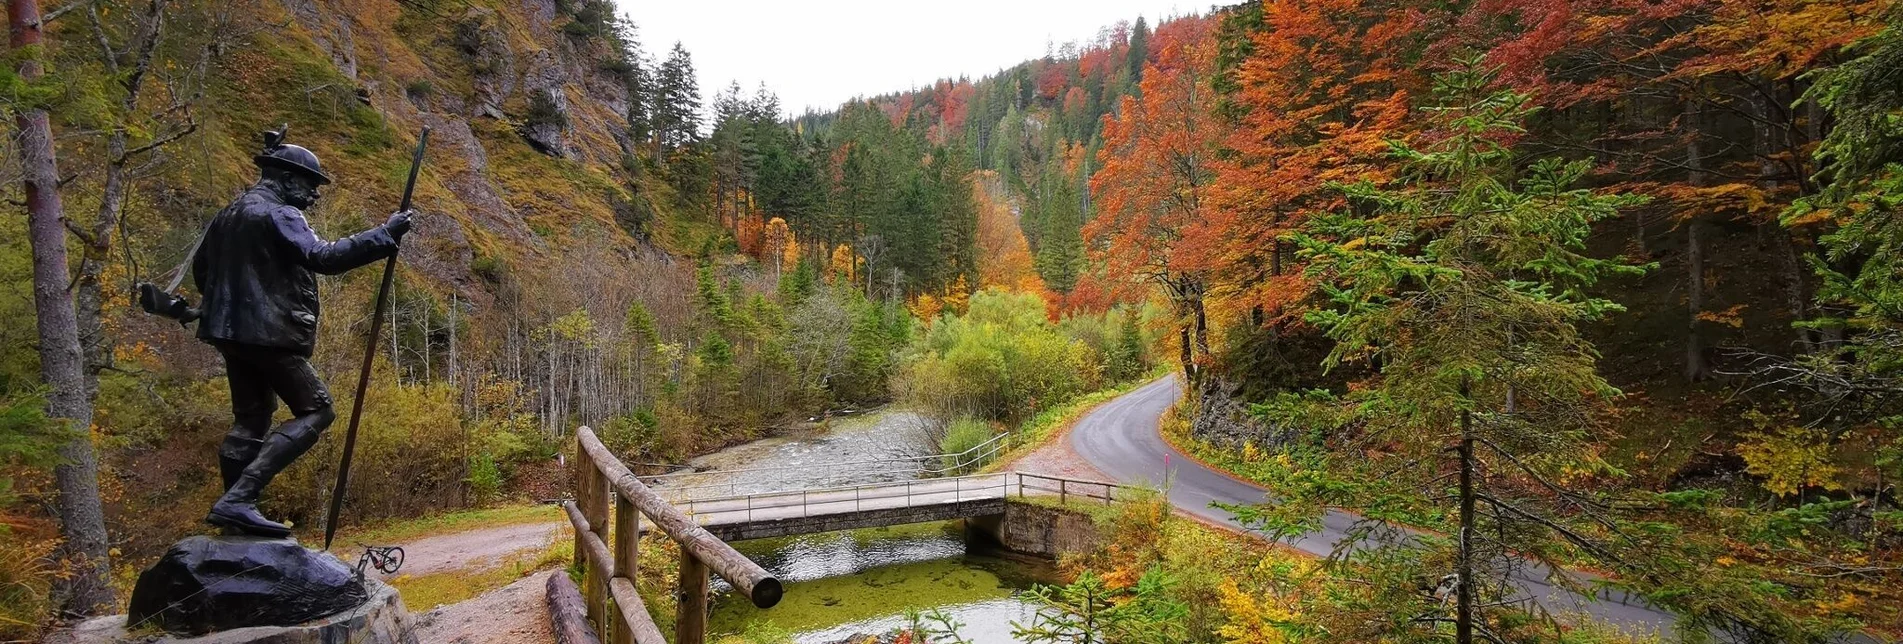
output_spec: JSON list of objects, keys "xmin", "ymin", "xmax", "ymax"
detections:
[{"xmin": 193, "ymin": 186, "xmax": 398, "ymax": 355}]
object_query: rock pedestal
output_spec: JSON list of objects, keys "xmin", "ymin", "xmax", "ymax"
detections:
[
  {"xmin": 125, "ymin": 535, "xmax": 370, "ymax": 635},
  {"xmin": 56, "ymin": 576, "xmax": 414, "ymax": 644}
]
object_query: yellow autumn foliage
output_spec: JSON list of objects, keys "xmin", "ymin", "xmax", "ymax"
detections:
[{"xmin": 1217, "ymin": 579, "xmax": 1293, "ymax": 644}]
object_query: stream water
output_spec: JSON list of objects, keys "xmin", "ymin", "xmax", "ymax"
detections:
[{"xmin": 666, "ymin": 410, "xmax": 1059, "ymax": 643}]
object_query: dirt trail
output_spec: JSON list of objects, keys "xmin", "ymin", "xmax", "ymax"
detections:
[
  {"xmin": 370, "ymin": 520, "xmax": 565, "ymax": 579},
  {"xmin": 411, "ymin": 570, "xmax": 559, "ymax": 644},
  {"xmin": 370, "ymin": 519, "xmax": 566, "ymax": 642}
]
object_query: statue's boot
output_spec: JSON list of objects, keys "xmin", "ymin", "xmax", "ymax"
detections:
[
  {"xmin": 218, "ymin": 435, "xmax": 264, "ymax": 492},
  {"xmin": 207, "ymin": 411, "xmax": 327, "ymax": 538}
]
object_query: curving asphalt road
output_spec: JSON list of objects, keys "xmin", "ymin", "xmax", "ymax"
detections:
[{"xmin": 1069, "ymin": 375, "xmax": 1683, "ymax": 639}]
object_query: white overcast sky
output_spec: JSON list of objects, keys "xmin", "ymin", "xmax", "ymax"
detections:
[{"xmin": 613, "ymin": 1, "xmax": 1201, "ymax": 118}]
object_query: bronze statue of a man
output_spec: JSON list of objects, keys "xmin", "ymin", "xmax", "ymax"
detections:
[{"xmin": 189, "ymin": 131, "xmax": 411, "ymax": 537}]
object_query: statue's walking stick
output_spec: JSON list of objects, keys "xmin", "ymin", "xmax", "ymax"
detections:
[{"xmin": 324, "ymin": 126, "xmax": 430, "ymax": 550}]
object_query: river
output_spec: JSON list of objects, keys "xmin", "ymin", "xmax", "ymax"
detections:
[{"xmin": 653, "ymin": 410, "xmax": 1060, "ymax": 643}]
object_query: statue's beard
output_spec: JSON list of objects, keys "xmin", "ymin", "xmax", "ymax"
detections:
[{"xmin": 283, "ymin": 183, "xmax": 319, "ymax": 209}]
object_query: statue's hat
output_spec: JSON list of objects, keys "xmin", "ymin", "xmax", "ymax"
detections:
[{"xmin": 252, "ymin": 126, "xmax": 332, "ymax": 185}]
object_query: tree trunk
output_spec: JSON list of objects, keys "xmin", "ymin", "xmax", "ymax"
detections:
[
  {"xmin": 1177, "ymin": 324, "xmax": 1195, "ymax": 383},
  {"xmin": 74, "ymin": 131, "xmax": 127, "ymax": 402},
  {"xmin": 1683, "ymin": 99, "xmax": 1712, "ymax": 382},
  {"xmin": 1755, "ymin": 90, "xmax": 1814, "ymax": 353},
  {"xmin": 1456, "ymin": 378, "xmax": 1476, "ymax": 644},
  {"xmin": 11, "ymin": 0, "xmax": 116, "ymax": 615},
  {"xmin": 1190, "ymin": 294, "xmax": 1210, "ymax": 366},
  {"xmin": 1685, "ymin": 219, "xmax": 1711, "ymax": 381},
  {"xmin": 77, "ymin": 0, "xmax": 167, "ymax": 401}
]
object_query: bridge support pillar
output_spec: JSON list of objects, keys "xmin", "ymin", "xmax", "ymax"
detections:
[{"xmin": 676, "ymin": 553, "xmax": 709, "ymax": 644}]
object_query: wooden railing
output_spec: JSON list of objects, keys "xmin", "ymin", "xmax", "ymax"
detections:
[{"xmin": 566, "ymin": 426, "xmax": 783, "ymax": 644}]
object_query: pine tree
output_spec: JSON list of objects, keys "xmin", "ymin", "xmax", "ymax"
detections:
[
  {"xmin": 1126, "ymin": 16, "xmax": 1151, "ymax": 92},
  {"xmin": 1276, "ymin": 60, "xmax": 1647, "ymax": 643},
  {"xmin": 653, "ymin": 42, "xmax": 701, "ymax": 150},
  {"xmin": 1035, "ymin": 172, "xmax": 1085, "ymax": 293},
  {"xmin": 935, "ymin": 148, "xmax": 981, "ymax": 291}
]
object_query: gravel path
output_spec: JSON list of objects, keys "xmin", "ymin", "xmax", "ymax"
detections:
[
  {"xmin": 370, "ymin": 521, "xmax": 565, "ymax": 579},
  {"xmin": 410, "ymin": 570, "xmax": 559, "ymax": 644}
]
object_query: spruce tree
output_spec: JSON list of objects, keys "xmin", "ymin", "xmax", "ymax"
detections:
[
  {"xmin": 1036, "ymin": 173, "xmax": 1086, "ymax": 293},
  {"xmin": 654, "ymin": 42, "xmax": 701, "ymax": 150},
  {"xmin": 1272, "ymin": 59, "xmax": 1647, "ymax": 642}
]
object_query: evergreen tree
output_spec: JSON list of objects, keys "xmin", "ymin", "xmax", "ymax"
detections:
[
  {"xmin": 1268, "ymin": 60, "xmax": 1647, "ymax": 643},
  {"xmin": 1035, "ymin": 171, "xmax": 1085, "ymax": 293},
  {"xmin": 935, "ymin": 148, "xmax": 981, "ymax": 291},
  {"xmin": 654, "ymin": 42, "xmax": 702, "ymax": 150},
  {"xmin": 1126, "ymin": 16, "xmax": 1151, "ymax": 91}
]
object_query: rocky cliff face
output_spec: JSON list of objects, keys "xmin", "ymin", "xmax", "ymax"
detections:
[
  {"xmin": 227, "ymin": 0, "xmax": 648, "ymax": 300},
  {"xmin": 1191, "ymin": 376, "xmax": 1293, "ymax": 450}
]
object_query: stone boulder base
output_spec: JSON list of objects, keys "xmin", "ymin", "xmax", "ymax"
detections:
[
  {"xmin": 127, "ymin": 536, "xmax": 370, "ymax": 635},
  {"xmin": 55, "ymin": 576, "xmax": 414, "ymax": 644}
]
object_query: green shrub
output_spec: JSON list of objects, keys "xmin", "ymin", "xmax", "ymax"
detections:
[
  {"xmin": 898, "ymin": 288, "xmax": 1093, "ymax": 423},
  {"xmin": 465, "ymin": 453, "xmax": 503, "ymax": 506},
  {"xmin": 939, "ymin": 417, "xmax": 995, "ymax": 473},
  {"xmin": 276, "ymin": 380, "xmax": 467, "ymax": 524},
  {"xmin": 525, "ymin": 91, "xmax": 568, "ymax": 128},
  {"xmin": 405, "ymin": 79, "xmax": 434, "ymax": 99},
  {"xmin": 599, "ymin": 408, "xmax": 659, "ymax": 457}
]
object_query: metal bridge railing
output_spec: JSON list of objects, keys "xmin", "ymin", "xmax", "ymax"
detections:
[{"xmin": 673, "ymin": 472, "xmax": 1140, "ymax": 526}]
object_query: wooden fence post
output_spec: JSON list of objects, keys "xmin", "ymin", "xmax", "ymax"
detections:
[
  {"xmin": 613, "ymin": 494, "xmax": 639, "ymax": 644},
  {"xmin": 677, "ymin": 552, "xmax": 710, "ymax": 644},
  {"xmin": 586, "ymin": 464, "xmax": 611, "ymax": 629}
]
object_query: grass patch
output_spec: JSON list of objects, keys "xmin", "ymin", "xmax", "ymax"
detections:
[{"xmin": 338, "ymin": 503, "xmax": 562, "ymax": 547}]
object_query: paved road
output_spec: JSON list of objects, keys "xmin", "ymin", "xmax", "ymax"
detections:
[{"xmin": 1070, "ymin": 375, "xmax": 1682, "ymax": 638}]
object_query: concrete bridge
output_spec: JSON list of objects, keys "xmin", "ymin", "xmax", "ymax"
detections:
[
  {"xmin": 558, "ymin": 425, "xmax": 1129, "ymax": 644},
  {"xmin": 668, "ymin": 471, "xmax": 1126, "ymax": 541}
]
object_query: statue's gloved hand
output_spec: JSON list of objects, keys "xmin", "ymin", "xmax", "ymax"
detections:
[{"xmin": 385, "ymin": 210, "xmax": 414, "ymax": 242}]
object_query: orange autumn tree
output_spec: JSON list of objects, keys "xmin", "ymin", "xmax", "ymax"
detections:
[
  {"xmin": 1465, "ymin": 0, "xmax": 1886, "ymax": 381},
  {"xmin": 1089, "ymin": 16, "xmax": 1223, "ymax": 382},
  {"xmin": 1210, "ymin": 0, "xmax": 1424, "ymax": 321},
  {"xmin": 973, "ymin": 171, "xmax": 1045, "ymax": 293}
]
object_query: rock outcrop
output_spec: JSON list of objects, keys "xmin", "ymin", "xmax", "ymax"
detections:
[
  {"xmin": 126, "ymin": 536, "xmax": 368, "ymax": 636},
  {"xmin": 1191, "ymin": 376, "xmax": 1293, "ymax": 450},
  {"xmin": 56, "ymin": 577, "xmax": 413, "ymax": 644}
]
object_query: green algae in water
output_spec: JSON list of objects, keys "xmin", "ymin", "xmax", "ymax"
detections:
[
  {"xmin": 709, "ymin": 522, "xmax": 1057, "ymax": 641},
  {"xmin": 713, "ymin": 557, "xmax": 1014, "ymax": 635}
]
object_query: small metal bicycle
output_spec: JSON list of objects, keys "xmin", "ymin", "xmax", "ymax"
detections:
[{"xmin": 355, "ymin": 543, "xmax": 405, "ymax": 577}]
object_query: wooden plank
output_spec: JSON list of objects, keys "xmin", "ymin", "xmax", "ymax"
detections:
[
  {"xmin": 578, "ymin": 427, "xmax": 782, "ymax": 608},
  {"xmin": 546, "ymin": 571, "xmax": 603, "ymax": 644},
  {"xmin": 608, "ymin": 577, "xmax": 669, "ymax": 644},
  {"xmin": 614, "ymin": 495, "xmax": 639, "ymax": 574},
  {"xmin": 677, "ymin": 552, "xmax": 710, "ymax": 644}
]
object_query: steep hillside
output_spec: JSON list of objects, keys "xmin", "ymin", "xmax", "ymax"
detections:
[{"xmin": 4, "ymin": 1, "xmax": 904, "ymax": 623}]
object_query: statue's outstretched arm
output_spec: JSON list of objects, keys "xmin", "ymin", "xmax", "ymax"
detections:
[{"xmin": 271, "ymin": 207, "xmax": 398, "ymax": 275}]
